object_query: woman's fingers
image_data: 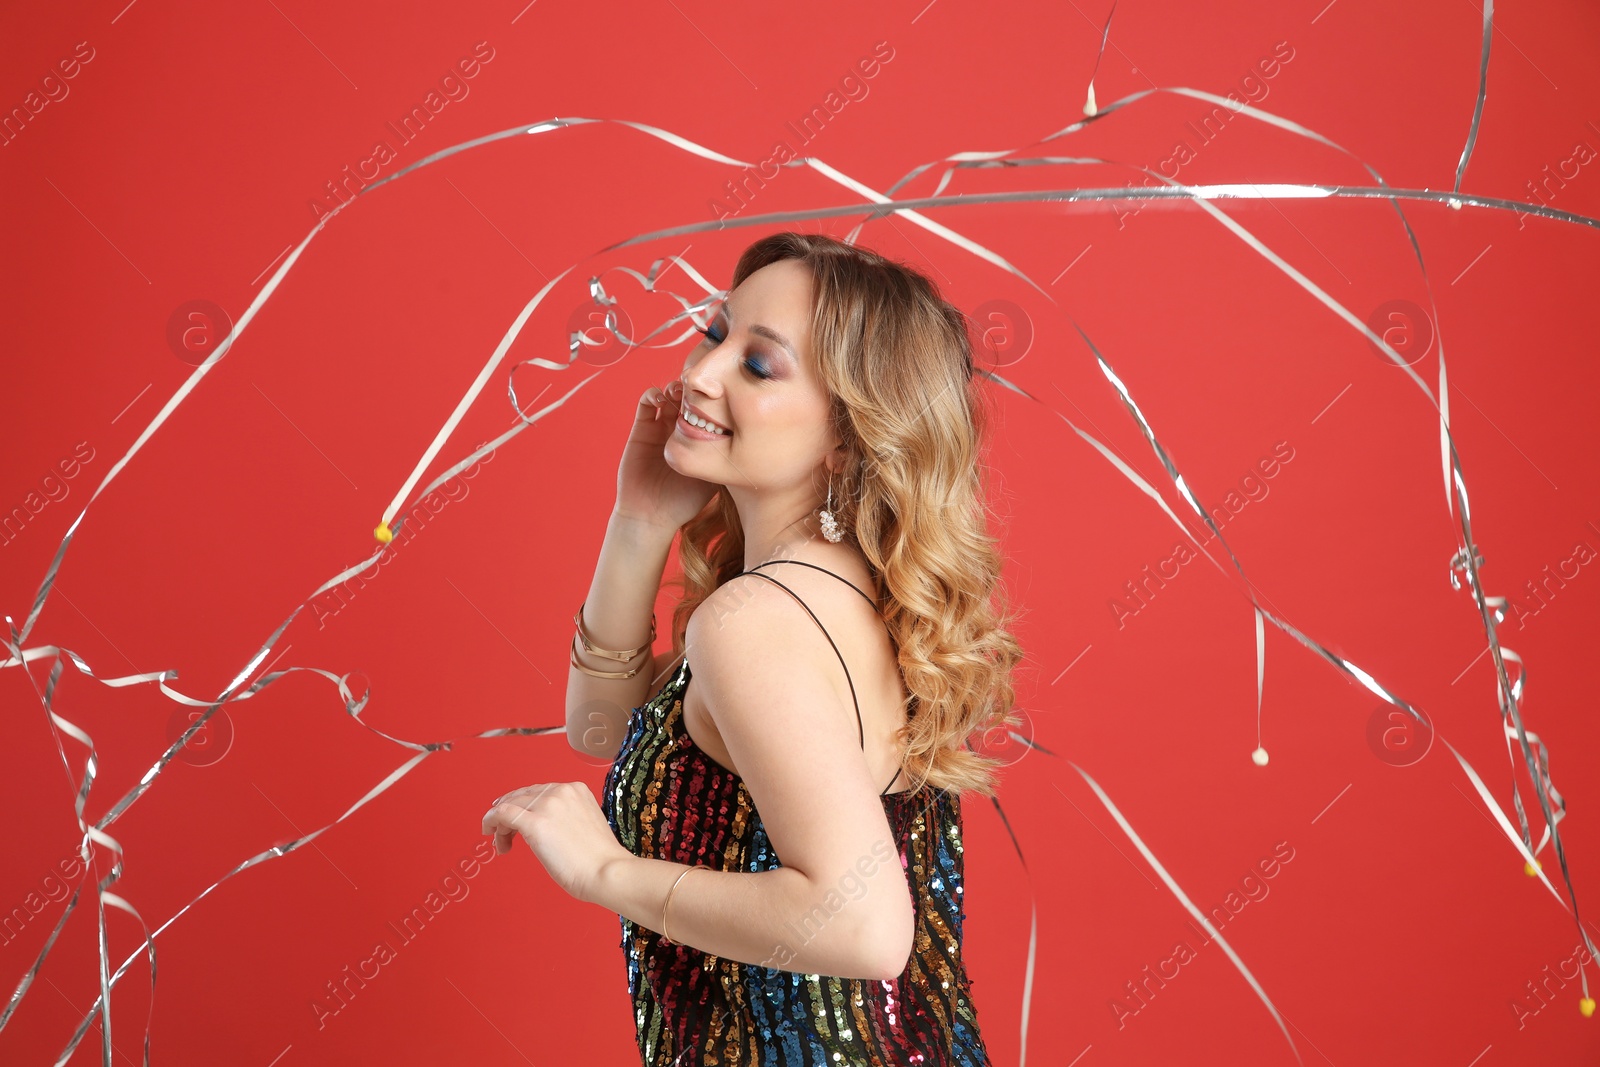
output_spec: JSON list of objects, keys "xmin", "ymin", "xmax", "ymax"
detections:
[
  {"xmin": 637, "ymin": 382, "xmax": 683, "ymax": 423},
  {"xmin": 638, "ymin": 387, "xmax": 668, "ymax": 421},
  {"xmin": 490, "ymin": 784, "xmax": 547, "ymax": 810},
  {"xmin": 483, "ymin": 801, "xmax": 525, "ymax": 854},
  {"xmin": 482, "ymin": 784, "xmax": 554, "ymax": 852}
]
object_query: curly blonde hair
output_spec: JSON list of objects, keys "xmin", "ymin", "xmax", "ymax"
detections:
[{"xmin": 664, "ymin": 231, "xmax": 1025, "ymax": 799}]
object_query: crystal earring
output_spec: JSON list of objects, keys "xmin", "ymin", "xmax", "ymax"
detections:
[{"xmin": 818, "ymin": 476, "xmax": 844, "ymax": 543}]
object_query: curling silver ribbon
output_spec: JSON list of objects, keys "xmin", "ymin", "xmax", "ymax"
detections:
[
  {"xmin": 10, "ymin": 9, "xmax": 1597, "ymax": 1057},
  {"xmin": 597, "ymin": 163, "xmax": 1599, "ymax": 1057},
  {"xmin": 0, "ymin": 627, "xmax": 568, "ymax": 1060}
]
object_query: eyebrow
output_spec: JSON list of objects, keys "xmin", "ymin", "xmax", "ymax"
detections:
[{"xmin": 721, "ymin": 297, "xmax": 797, "ymax": 360}]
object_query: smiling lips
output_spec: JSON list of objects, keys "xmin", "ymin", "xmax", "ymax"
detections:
[{"xmin": 679, "ymin": 402, "xmax": 731, "ymax": 437}]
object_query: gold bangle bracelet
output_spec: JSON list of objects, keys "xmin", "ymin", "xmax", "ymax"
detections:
[
  {"xmin": 660, "ymin": 866, "xmax": 703, "ymax": 946},
  {"xmin": 570, "ymin": 632, "xmax": 651, "ymax": 680},
  {"xmin": 573, "ymin": 601, "xmax": 657, "ymax": 662}
]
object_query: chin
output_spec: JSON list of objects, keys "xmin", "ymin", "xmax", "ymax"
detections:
[{"xmin": 661, "ymin": 439, "xmax": 698, "ymax": 477}]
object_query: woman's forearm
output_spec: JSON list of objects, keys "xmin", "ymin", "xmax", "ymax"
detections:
[
  {"xmin": 592, "ymin": 847, "xmax": 913, "ymax": 982},
  {"xmin": 566, "ymin": 510, "xmax": 677, "ymax": 757}
]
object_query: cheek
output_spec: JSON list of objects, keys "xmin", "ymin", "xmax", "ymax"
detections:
[
  {"xmin": 719, "ymin": 384, "xmax": 834, "ymax": 474},
  {"xmin": 736, "ymin": 399, "xmax": 821, "ymax": 456}
]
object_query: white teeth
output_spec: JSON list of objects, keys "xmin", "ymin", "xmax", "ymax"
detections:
[{"xmin": 686, "ymin": 411, "xmax": 728, "ymax": 435}]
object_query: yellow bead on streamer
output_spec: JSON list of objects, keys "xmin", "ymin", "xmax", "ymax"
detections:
[
  {"xmin": 1580, "ymin": 997, "xmax": 1595, "ymax": 1018},
  {"xmin": 1525, "ymin": 859, "xmax": 1542, "ymax": 877},
  {"xmin": 374, "ymin": 523, "xmax": 393, "ymax": 544}
]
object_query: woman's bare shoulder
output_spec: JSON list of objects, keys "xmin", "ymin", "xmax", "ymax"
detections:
[
  {"xmin": 684, "ymin": 586, "xmax": 859, "ymax": 755},
  {"xmin": 687, "ymin": 572, "xmax": 827, "ymax": 659}
]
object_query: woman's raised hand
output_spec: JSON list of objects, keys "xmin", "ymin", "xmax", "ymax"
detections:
[{"xmin": 614, "ymin": 378, "xmax": 719, "ymax": 532}]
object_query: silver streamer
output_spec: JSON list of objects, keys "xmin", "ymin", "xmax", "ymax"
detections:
[{"xmin": 5, "ymin": 4, "xmax": 1593, "ymax": 1061}]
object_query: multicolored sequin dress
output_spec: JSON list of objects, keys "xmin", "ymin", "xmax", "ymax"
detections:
[{"xmin": 600, "ymin": 561, "xmax": 991, "ymax": 1066}]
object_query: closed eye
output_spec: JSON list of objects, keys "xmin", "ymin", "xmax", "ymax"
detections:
[{"xmin": 696, "ymin": 323, "xmax": 773, "ymax": 380}]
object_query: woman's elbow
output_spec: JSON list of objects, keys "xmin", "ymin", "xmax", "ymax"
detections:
[
  {"xmin": 865, "ymin": 912, "xmax": 916, "ymax": 982},
  {"xmin": 567, "ymin": 725, "xmax": 620, "ymax": 761},
  {"xmin": 567, "ymin": 699, "xmax": 626, "ymax": 760}
]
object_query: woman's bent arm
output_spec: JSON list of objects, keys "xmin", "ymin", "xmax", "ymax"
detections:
[
  {"xmin": 566, "ymin": 510, "xmax": 677, "ymax": 759},
  {"xmin": 593, "ymin": 853, "xmax": 911, "ymax": 982},
  {"xmin": 590, "ymin": 577, "xmax": 918, "ymax": 982}
]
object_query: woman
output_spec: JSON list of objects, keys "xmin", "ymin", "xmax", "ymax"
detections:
[{"xmin": 482, "ymin": 231, "xmax": 1023, "ymax": 1064}]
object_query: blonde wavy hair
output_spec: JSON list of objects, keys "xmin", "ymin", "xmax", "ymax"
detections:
[{"xmin": 664, "ymin": 231, "xmax": 1025, "ymax": 799}]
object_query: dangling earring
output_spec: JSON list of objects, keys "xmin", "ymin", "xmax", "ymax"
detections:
[{"xmin": 818, "ymin": 474, "xmax": 844, "ymax": 543}]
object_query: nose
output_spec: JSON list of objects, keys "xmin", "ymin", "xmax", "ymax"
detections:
[{"xmin": 681, "ymin": 331, "xmax": 730, "ymax": 401}]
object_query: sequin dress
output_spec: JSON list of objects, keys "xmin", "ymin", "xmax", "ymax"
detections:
[{"xmin": 601, "ymin": 560, "xmax": 991, "ymax": 1066}]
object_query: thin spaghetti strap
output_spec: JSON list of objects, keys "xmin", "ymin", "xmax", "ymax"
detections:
[
  {"xmin": 742, "ymin": 560, "xmax": 900, "ymax": 793},
  {"xmin": 746, "ymin": 559, "xmax": 880, "ymax": 611},
  {"xmin": 737, "ymin": 571, "xmax": 868, "ymax": 751}
]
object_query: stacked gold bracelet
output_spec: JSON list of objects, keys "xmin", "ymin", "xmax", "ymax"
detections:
[
  {"xmin": 569, "ymin": 605, "xmax": 695, "ymax": 944},
  {"xmin": 569, "ymin": 601, "xmax": 657, "ymax": 680}
]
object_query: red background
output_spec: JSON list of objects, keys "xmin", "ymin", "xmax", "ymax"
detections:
[{"xmin": 3, "ymin": 0, "xmax": 1599, "ymax": 1063}]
